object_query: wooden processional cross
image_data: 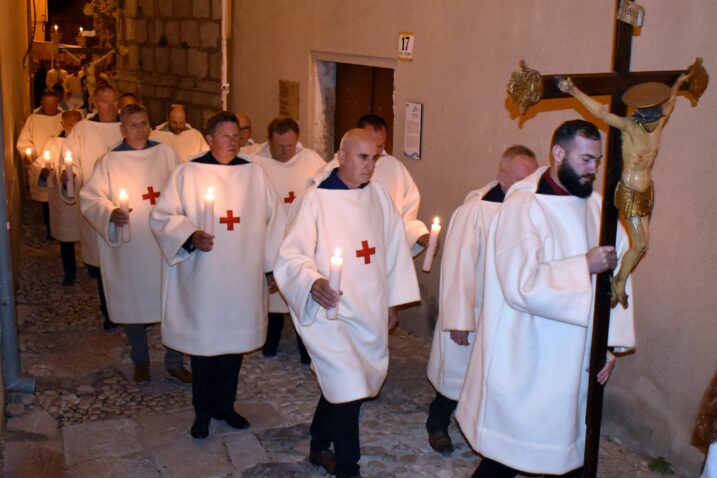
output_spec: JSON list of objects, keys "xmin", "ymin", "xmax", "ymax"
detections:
[{"xmin": 506, "ymin": 4, "xmax": 707, "ymax": 477}]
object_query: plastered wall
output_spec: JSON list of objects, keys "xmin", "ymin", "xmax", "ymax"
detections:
[{"xmin": 230, "ymin": 1, "xmax": 717, "ymax": 472}]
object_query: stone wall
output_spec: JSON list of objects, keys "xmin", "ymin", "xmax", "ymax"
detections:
[{"xmin": 114, "ymin": 0, "xmax": 223, "ymax": 131}]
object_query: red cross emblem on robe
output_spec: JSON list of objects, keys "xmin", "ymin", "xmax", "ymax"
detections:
[
  {"xmin": 283, "ymin": 191, "xmax": 296, "ymax": 204},
  {"xmin": 355, "ymin": 240, "xmax": 376, "ymax": 265},
  {"xmin": 219, "ymin": 210, "xmax": 241, "ymax": 231},
  {"xmin": 142, "ymin": 186, "xmax": 161, "ymax": 205}
]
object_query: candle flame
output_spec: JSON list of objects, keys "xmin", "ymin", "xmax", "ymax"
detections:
[
  {"xmin": 119, "ymin": 189, "xmax": 129, "ymax": 201},
  {"xmin": 433, "ymin": 216, "xmax": 440, "ymax": 226},
  {"xmin": 79, "ymin": 27, "xmax": 83, "ymax": 32},
  {"xmin": 334, "ymin": 248, "xmax": 342, "ymax": 257},
  {"xmin": 54, "ymin": 24, "xmax": 58, "ymax": 31},
  {"xmin": 25, "ymin": 148, "xmax": 32, "ymax": 157},
  {"xmin": 205, "ymin": 187, "xmax": 215, "ymax": 200},
  {"xmin": 43, "ymin": 150, "xmax": 51, "ymax": 160},
  {"xmin": 64, "ymin": 151, "xmax": 72, "ymax": 162}
]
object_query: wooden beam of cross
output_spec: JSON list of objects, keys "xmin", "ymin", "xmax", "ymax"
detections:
[{"xmin": 505, "ymin": 4, "xmax": 707, "ymax": 478}]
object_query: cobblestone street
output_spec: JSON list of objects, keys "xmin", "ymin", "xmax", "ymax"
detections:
[{"xmin": 1, "ymin": 206, "xmax": 671, "ymax": 477}]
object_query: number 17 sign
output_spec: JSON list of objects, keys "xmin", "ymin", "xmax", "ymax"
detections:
[{"xmin": 398, "ymin": 32, "xmax": 414, "ymax": 61}]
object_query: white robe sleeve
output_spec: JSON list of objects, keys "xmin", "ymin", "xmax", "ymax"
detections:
[
  {"xmin": 274, "ymin": 193, "xmax": 324, "ymax": 326},
  {"xmin": 380, "ymin": 187, "xmax": 421, "ymax": 307},
  {"xmin": 79, "ymin": 157, "xmax": 120, "ymax": 246},
  {"xmin": 494, "ymin": 192, "xmax": 593, "ymax": 327},
  {"xmin": 262, "ymin": 171, "xmax": 287, "ymax": 273},
  {"xmin": 438, "ymin": 202, "xmax": 480, "ymax": 331},
  {"xmin": 149, "ymin": 166, "xmax": 201, "ymax": 266}
]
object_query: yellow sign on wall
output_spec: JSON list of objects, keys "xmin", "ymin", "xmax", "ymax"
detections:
[{"xmin": 398, "ymin": 32, "xmax": 414, "ymax": 61}]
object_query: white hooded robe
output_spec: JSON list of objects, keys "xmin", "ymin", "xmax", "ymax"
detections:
[
  {"xmin": 17, "ymin": 112, "xmax": 63, "ymax": 202},
  {"xmin": 149, "ymin": 154, "xmax": 286, "ymax": 356},
  {"xmin": 61, "ymin": 118, "xmax": 122, "ymax": 266},
  {"xmin": 150, "ymin": 123, "xmax": 209, "ymax": 162},
  {"xmin": 80, "ymin": 142, "xmax": 181, "ymax": 325},
  {"xmin": 426, "ymin": 181, "xmax": 501, "ymax": 400},
  {"xmin": 39, "ymin": 135, "xmax": 81, "ymax": 242},
  {"xmin": 274, "ymin": 170, "xmax": 421, "ymax": 403},
  {"xmin": 455, "ymin": 167, "xmax": 635, "ymax": 474},
  {"xmin": 251, "ymin": 142, "xmax": 326, "ymax": 313}
]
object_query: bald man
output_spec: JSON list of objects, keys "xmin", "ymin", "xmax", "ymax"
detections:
[
  {"xmin": 275, "ymin": 129, "xmax": 420, "ymax": 478},
  {"xmin": 150, "ymin": 104, "xmax": 209, "ymax": 162},
  {"xmin": 425, "ymin": 146, "xmax": 538, "ymax": 454}
]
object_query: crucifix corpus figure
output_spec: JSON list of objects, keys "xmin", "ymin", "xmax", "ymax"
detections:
[{"xmin": 558, "ymin": 63, "xmax": 695, "ymax": 308}]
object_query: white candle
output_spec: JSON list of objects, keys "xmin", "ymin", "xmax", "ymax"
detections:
[
  {"xmin": 203, "ymin": 187, "xmax": 215, "ymax": 235},
  {"xmin": 24, "ymin": 148, "xmax": 33, "ymax": 164},
  {"xmin": 326, "ymin": 248, "xmax": 343, "ymax": 320},
  {"xmin": 53, "ymin": 24, "xmax": 58, "ymax": 34},
  {"xmin": 64, "ymin": 151, "xmax": 75, "ymax": 199},
  {"xmin": 119, "ymin": 188, "xmax": 130, "ymax": 242},
  {"xmin": 422, "ymin": 216, "xmax": 442, "ymax": 272}
]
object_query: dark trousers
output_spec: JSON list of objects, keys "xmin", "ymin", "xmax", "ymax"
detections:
[
  {"xmin": 264, "ymin": 312, "xmax": 310, "ymax": 361},
  {"xmin": 426, "ymin": 391, "xmax": 458, "ymax": 433},
  {"xmin": 41, "ymin": 201, "xmax": 50, "ymax": 237},
  {"xmin": 86, "ymin": 264, "xmax": 109, "ymax": 320},
  {"xmin": 59, "ymin": 241, "xmax": 77, "ymax": 279},
  {"xmin": 190, "ymin": 354, "xmax": 243, "ymax": 419},
  {"xmin": 310, "ymin": 395, "xmax": 363, "ymax": 478},
  {"xmin": 125, "ymin": 323, "xmax": 183, "ymax": 368},
  {"xmin": 472, "ymin": 458, "xmax": 584, "ymax": 478}
]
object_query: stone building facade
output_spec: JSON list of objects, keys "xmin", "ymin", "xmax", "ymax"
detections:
[{"xmin": 114, "ymin": 0, "xmax": 223, "ymax": 131}]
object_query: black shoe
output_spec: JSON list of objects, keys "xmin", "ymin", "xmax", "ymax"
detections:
[
  {"xmin": 212, "ymin": 410, "xmax": 250, "ymax": 429},
  {"xmin": 309, "ymin": 449, "xmax": 336, "ymax": 474},
  {"xmin": 62, "ymin": 275, "xmax": 76, "ymax": 287},
  {"xmin": 190, "ymin": 416, "xmax": 210, "ymax": 439},
  {"xmin": 428, "ymin": 429, "xmax": 454, "ymax": 453},
  {"xmin": 262, "ymin": 346, "xmax": 277, "ymax": 357},
  {"xmin": 103, "ymin": 317, "xmax": 120, "ymax": 332}
]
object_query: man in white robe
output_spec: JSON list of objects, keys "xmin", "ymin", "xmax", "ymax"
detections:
[
  {"xmin": 274, "ymin": 129, "xmax": 420, "ymax": 478},
  {"xmin": 80, "ymin": 104, "xmax": 189, "ymax": 385},
  {"xmin": 150, "ymin": 104, "xmax": 209, "ymax": 162},
  {"xmin": 61, "ymin": 84, "xmax": 123, "ymax": 332},
  {"xmin": 425, "ymin": 146, "xmax": 538, "ymax": 454},
  {"xmin": 37, "ymin": 110, "xmax": 83, "ymax": 286},
  {"xmin": 251, "ymin": 116, "xmax": 326, "ymax": 362},
  {"xmin": 17, "ymin": 89, "xmax": 63, "ymax": 237},
  {"xmin": 319, "ymin": 114, "xmax": 430, "ymax": 256},
  {"xmin": 456, "ymin": 120, "xmax": 636, "ymax": 477},
  {"xmin": 150, "ymin": 111, "xmax": 286, "ymax": 439},
  {"xmin": 238, "ymin": 113, "xmax": 259, "ymax": 155}
]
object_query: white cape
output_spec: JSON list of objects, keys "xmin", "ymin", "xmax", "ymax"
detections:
[
  {"xmin": 39, "ymin": 136, "xmax": 81, "ymax": 242},
  {"xmin": 150, "ymin": 158, "xmax": 286, "ymax": 355},
  {"xmin": 251, "ymin": 142, "xmax": 326, "ymax": 313},
  {"xmin": 426, "ymin": 181, "xmax": 501, "ymax": 400},
  {"xmin": 17, "ymin": 112, "xmax": 63, "ymax": 202},
  {"xmin": 61, "ymin": 119, "xmax": 123, "ymax": 266},
  {"xmin": 456, "ymin": 167, "xmax": 635, "ymax": 474},
  {"xmin": 321, "ymin": 151, "xmax": 428, "ymax": 256},
  {"xmin": 80, "ymin": 143, "xmax": 181, "ymax": 324},
  {"xmin": 150, "ymin": 123, "xmax": 209, "ymax": 162},
  {"xmin": 274, "ymin": 173, "xmax": 420, "ymax": 403}
]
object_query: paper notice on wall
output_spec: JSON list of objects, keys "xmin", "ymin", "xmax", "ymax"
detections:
[
  {"xmin": 398, "ymin": 32, "xmax": 414, "ymax": 61},
  {"xmin": 404, "ymin": 102, "xmax": 423, "ymax": 159},
  {"xmin": 279, "ymin": 80, "xmax": 300, "ymax": 119}
]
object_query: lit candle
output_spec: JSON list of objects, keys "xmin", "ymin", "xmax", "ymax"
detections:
[
  {"xmin": 203, "ymin": 187, "xmax": 215, "ymax": 235},
  {"xmin": 43, "ymin": 150, "xmax": 52, "ymax": 169},
  {"xmin": 326, "ymin": 248, "xmax": 343, "ymax": 320},
  {"xmin": 422, "ymin": 216, "xmax": 442, "ymax": 272},
  {"xmin": 64, "ymin": 151, "xmax": 75, "ymax": 199},
  {"xmin": 79, "ymin": 26, "xmax": 83, "ymax": 34},
  {"xmin": 119, "ymin": 188, "xmax": 130, "ymax": 242},
  {"xmin": 53, "ymin": 24, "xmax": 58, "ymax": 33},
  {"xmin": 24, "ymin": 147, "xmax": 33, "ymax": 164}
]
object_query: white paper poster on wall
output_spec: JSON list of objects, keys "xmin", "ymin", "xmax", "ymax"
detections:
[
  {"xmin": 404, "ymin": 102, "xmax": 423, "ymax": 159},
  {"xmin": 398, "ymin": 32, "xmax": 414, "ymax": 61}
]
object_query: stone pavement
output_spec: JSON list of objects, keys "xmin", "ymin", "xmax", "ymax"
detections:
[{"xmin": 1, "ymin": 205, "xmax": 670, "ymax": 477}]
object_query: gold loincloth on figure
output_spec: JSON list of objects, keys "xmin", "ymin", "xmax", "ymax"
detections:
[{"xmin": 614, "ymin": 181, "xmax": 654, "ymax": 218}]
